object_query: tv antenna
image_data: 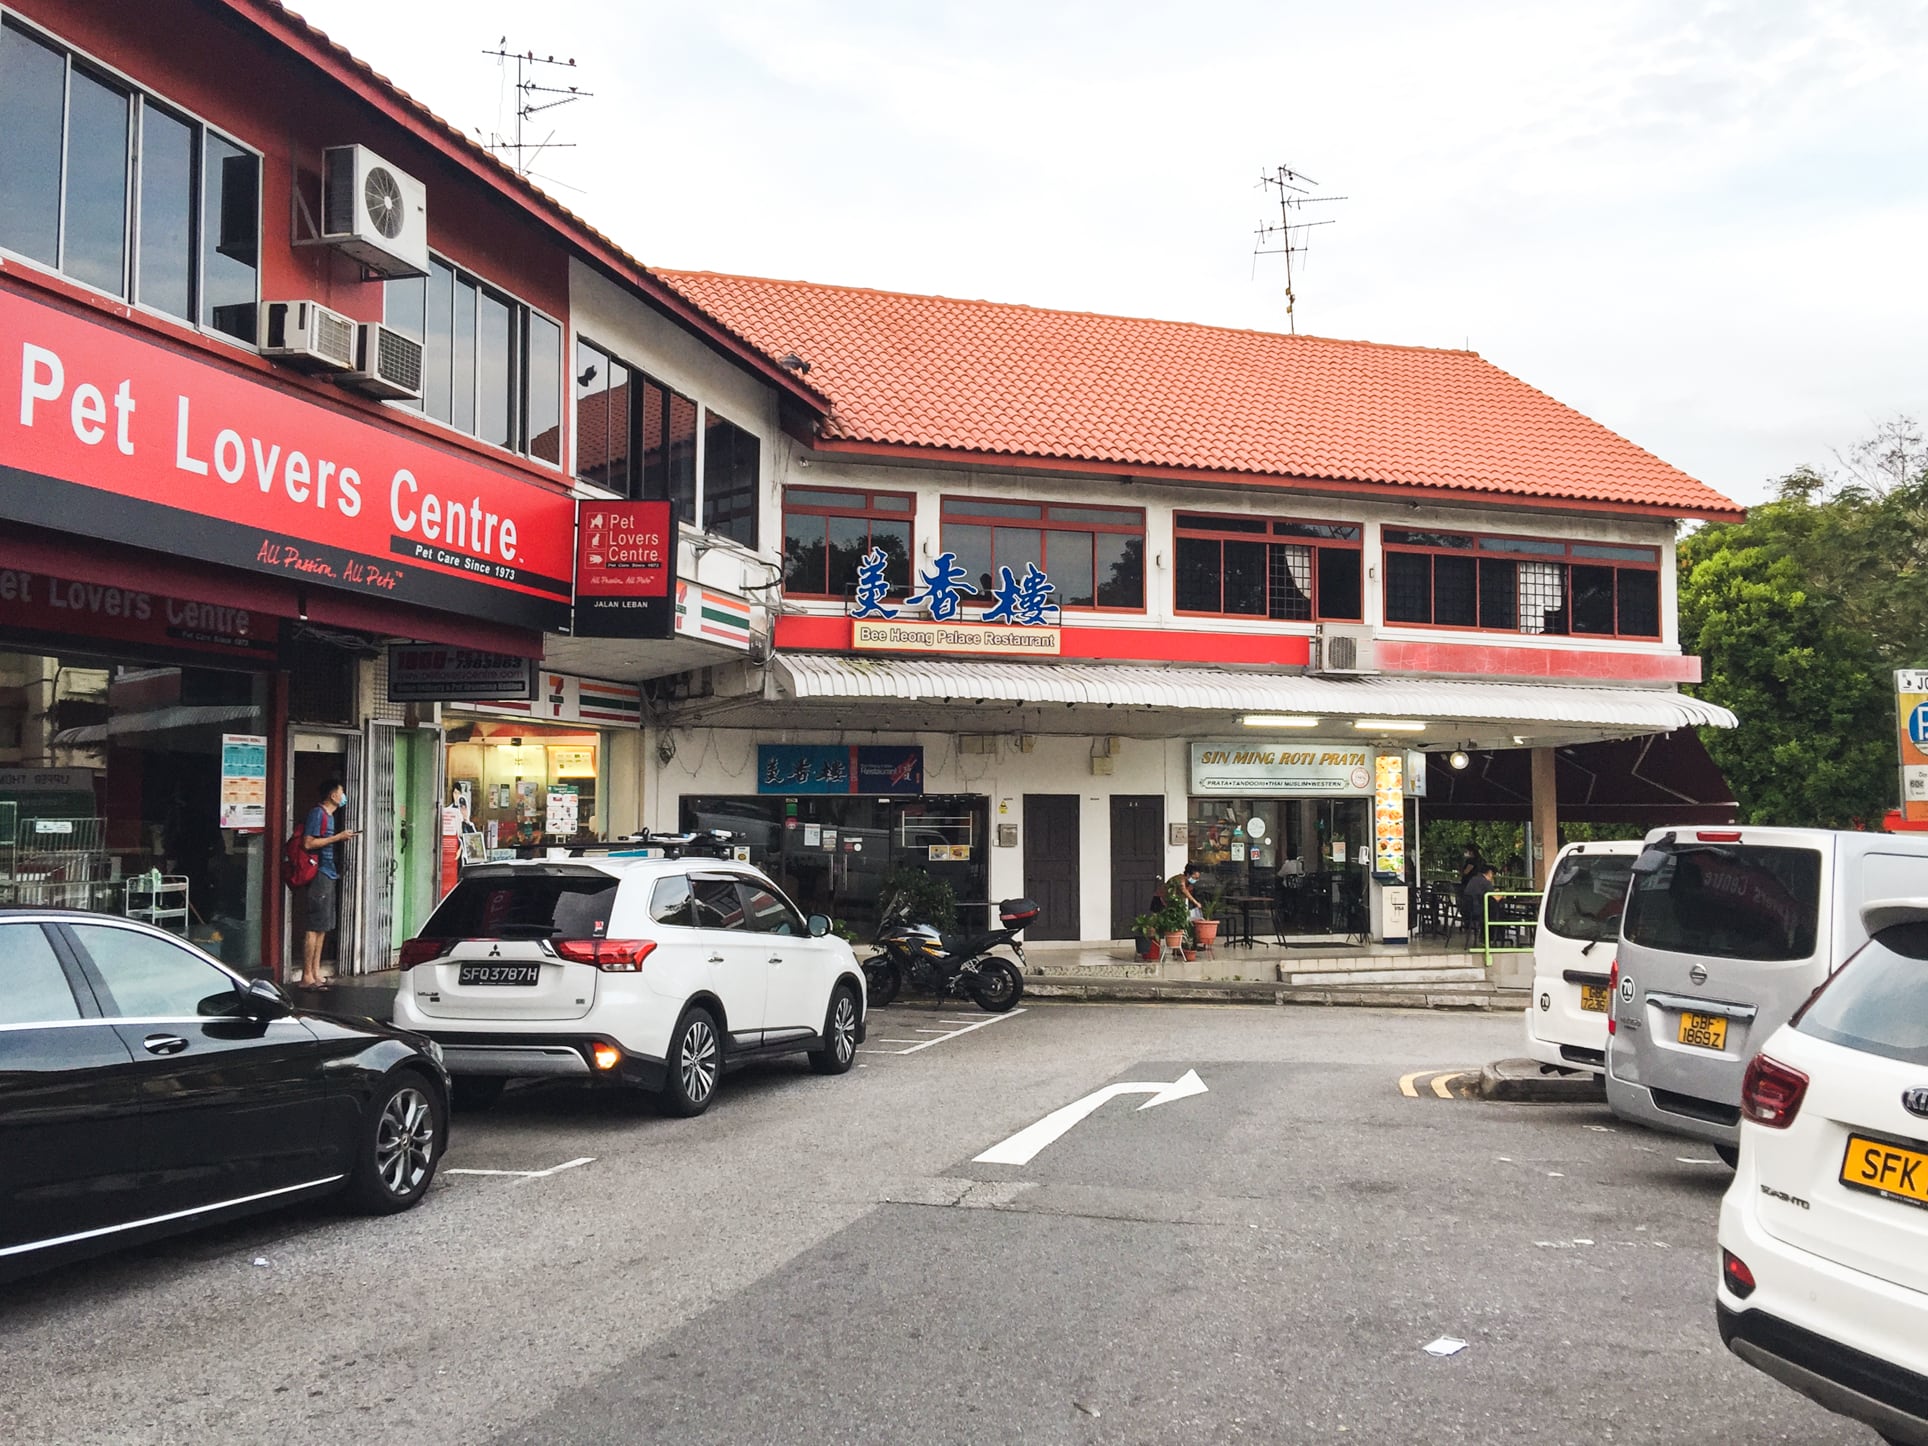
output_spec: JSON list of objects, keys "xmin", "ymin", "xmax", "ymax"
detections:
[
  {"xmin": 1252, "ymin": 164, "xmax": 1346, "ymax": 334},
  {"xmin": 481, "ymin": 41, "xmax": 592, "ymax": 178}
]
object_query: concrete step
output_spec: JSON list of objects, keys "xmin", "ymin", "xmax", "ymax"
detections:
[{"xmin": 1284, "ymin": 966, "xmax": 1488, "ymax": 987}]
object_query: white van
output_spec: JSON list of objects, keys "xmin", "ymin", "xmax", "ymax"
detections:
[
  {"xmin": 1524, "ymin": 840, "xmax": 1641, "ymax": 1075},
  {"xmin": 1605, "ymin": 826, "xmax": 1928, "ymax": 1162}
]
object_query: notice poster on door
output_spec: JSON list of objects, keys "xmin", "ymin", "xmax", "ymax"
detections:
[
  {"xmin": 1373, "ymin": 753, "xmax": 1406, "ymax": 877},
  {"xmin": 217, "ymin": 734, "xmax": 267, "ymax": 831},
  {"xmin": 545, "ymin": 785, "xmax": 578, "ymax": 837}
]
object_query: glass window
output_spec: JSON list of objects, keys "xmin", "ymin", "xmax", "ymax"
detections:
[
  {"xmin": 1519, "ymin": 561, "xmax": 1566, "ymax": 635},
  {"xmin": 1174, "ymin": 535, "xmax": 1219, "ymax": 612},
  {"xmin": 1268, "ymin": 543, "xmax": 1312, "ymax": 621},
  {"xmin": 1095, "ymin": 533, "xmax": 1144, "ymax": 609},
  {"xmin": 994, "ymin": 527, "xmax": 1043, "ymax": 580},
  {"xmin": 649, "ymin": 874, "xmax": 695, "ymax": 927},
  {"xmin": 0, "ymin": 22, "xmax": 66, "ymax": 266},
  {"xmin": 1434, "ymin": 555, "xmax": 1477, "ymax": 627},
  {"xmin": 422, "ymin": 874, "xmax": 619, "ymax": 941},
  {"xmin": 668, "ymin": 393, "xmax": 699, "ymax": 524},
  {"xmin": 201, "ymin": 134, "xmax": 257, "ymax": 343},
  {"xmin": 943, "ymin": 498, "xmax": 1144, "ymax": 611},
  {"xmin": 948, "ymin": 524, "xmax": 993, "ymax": 596},
  {"xmin": 1223, "ymin": 538, "xmax": 1267, "ymax": 615},
  {"xmin": 450, "ymin": 277, "xmax": 477, "ymax": 433},
  {"xmin": 136, "ymin": 103, "xmax": 195, "ymax": 321},
  {"xmin": 689, "ymin": 875, "xmax": 746, "ymax": 931},
  {"xmin": 737, "ymin": 880, "xmax": 804, "ymax": 935},
  {"xmin": 1178, "ymin": 514, "xmax": 1358, "ymax": 621},
  {"xmin": 1477, "ymin": 558, "xmax": 1518, "ymax": 630},
  {"xmin": 1315, "ymin": 547, "xmax": 1361, "ymax": 620},
  {"xmin": 1385, "ymin": 551, "xmax": 1432, "ymax": 623},
  {"xmin": 1618, "ymin": 570, "xmax": 1661, "ymax": 637},
  {"xmin": 73, "ymin": 924, "xmax": 236, "ymax": 1018},
  {"xmin": 476, "ymin": 290, "xmax": 513, "ymax": 449},
  {"xmin": 1796, "ymin": 923, "xmax": 1928, "ymax": 1066},
  {"xmin": 1053, "ymin": 531, "xmax": 1095, "ymax": 607},
  {"xmin": 1622, "ymin": 843, "xmax": 1823, "ymax": 962},
  {"xmin": 424, "ymin": 260, "xmax": 454, "ymax": 423},
  {"xmin": 1542, "ymin": 851, "xmax": 1635, "ymax": 943},
  {"xmin": 0, "ymin": 923, "xmax": 82, "ymax": 1024},
  {"xmin": 1571, "ymin": 565, "xmax": 1616, "ymax": 635},
  {"xmin": 702, "ymin": 411, "xmax": 760, "ymax": 547},
  {"xmin": 575, "ymin": 339, "xmax": 630, "ymax": 491},
  {"xmin": 64, "ymin": 68, "xmax": 129, "ymax": 296},
  {"xmin": 525, "ymin": 312, "xmax": 561, "ymax": 464}
]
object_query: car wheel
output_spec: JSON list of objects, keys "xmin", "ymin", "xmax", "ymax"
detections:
[
  {"xmin": 809, "ymin": 985, "xmax": 861, "ymax": 1075},
  {"xmin": 346, "ymin": 1070, "xmax": 444, "ymax": 1214},
  {"xmin": 658, "ymin": 1006, "xmax": 722, "ymax": 1117},
  {"xmin": 451, "ymin": 1076, "xmax": 505, "ymax": 1112},
  {"xmin": 1714, "ymin": 1143, "xmax": 1740, "ymax": 1169}
]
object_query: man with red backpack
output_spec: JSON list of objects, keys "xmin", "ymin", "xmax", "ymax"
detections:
[{"xmin": 297, "ymin": 778, "xmax": 357, "ymax": 990}]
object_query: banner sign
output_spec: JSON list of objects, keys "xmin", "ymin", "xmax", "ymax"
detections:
[
  {"xmin": 1373, "ymin": 753, "xmax": 1406, "ymax": 876},
  {"xmin": 846, "ymin": 546, "xmax": 1064, "ymax": 656},
  {"xmin": 758, "ymin": 744, "xmax": 925, "ymax": 796},
  {"xmin": 218, "ymin": 733, "xmax": 268, "ymax": 832},
  {"xmin": 1190, "ymin": 743, "xmax": 1374, "ymax": 797},
  {"xmin": 852, "ymin": 619, "xmax": 1062, "ymax": 656},
  {"xmin": 1898, "ymin": 669, "xmax": 1928, "ymax": 822},
  {"xmin": 574, "ymin": 500, "xmax": 675, "ymax": 638},
  {"xmin": 387, "ymin": 645, "xmax": 538, "ymax": 702},
  {"xmin": 0, "ymin": 565, "xmax": 278, "ymax": 660},
  {"xmin": 0, "ymin": 284, "xmax": 574, "ymax": 632}
]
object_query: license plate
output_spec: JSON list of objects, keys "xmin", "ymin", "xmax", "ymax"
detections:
[
  {"xmin": 1677, "ymin": 1010, "xmax": 1728, "ymax": 1050},
  {"xmin": 458, "ymin": 964, "xmax": 541, "ymax": 986},
  {"xmin": 1580, "ymin": 985, "xmax": 1609, "ymax": 1013},
  {"xmin": 1841, "ymin": 1134, "xmax": 1928, "ymax": 1210}
]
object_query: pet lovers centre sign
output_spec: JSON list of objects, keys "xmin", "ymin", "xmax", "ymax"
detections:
[{"xmin": 0, "ymin": 286, "xmax": 574, "ymax": 631}]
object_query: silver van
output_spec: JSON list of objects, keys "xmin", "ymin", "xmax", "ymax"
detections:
[{"xmin": 1605, "ymin": 825, "xmax": 1928, "ymax": 1161}]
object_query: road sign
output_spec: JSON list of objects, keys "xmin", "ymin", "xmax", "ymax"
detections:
[
  {"xmin": 1897, "ymin": 671, "xmax": 1928, "ymax": 822},
  {"xmin": 972, "ymin": 1069, "xmax": 1208, "ymax": 1166}
]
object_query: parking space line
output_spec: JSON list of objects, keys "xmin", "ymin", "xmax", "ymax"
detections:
[
  {"xmin": 863, "ymin": 1007, "xmax": 1027, "ymax": 1056},
  {"xmin": 445, "ymin": 1156, "xmax": 596, "ymax": 1180}
]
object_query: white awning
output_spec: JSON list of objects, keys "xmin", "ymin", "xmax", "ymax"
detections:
[{"xmin": 774, "ymin": 655, "xmax": 1736, "ymax": 733}]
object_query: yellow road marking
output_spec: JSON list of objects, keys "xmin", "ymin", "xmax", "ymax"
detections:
[
  {"xmin": 1399, "ymin": 1068, "xmax": 1477, "ymax": 1099},
  {"xmin": 1399, "ymin": 1069, "xmax": 1453, "ymax": 1098},
  {"xmin": 1431, "ymin": 1071, "xmax": 1473, "ymax": 1099}
]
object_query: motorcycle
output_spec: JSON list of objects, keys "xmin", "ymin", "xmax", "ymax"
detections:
[{"xmin": 862, "ymin": 895, "xmax": 1036, "ymax": 1013}]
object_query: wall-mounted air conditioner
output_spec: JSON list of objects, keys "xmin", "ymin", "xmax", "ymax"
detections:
[
  {"xmin": 339, "ymin": 322, "xmax": 424, "ymax": 402},
  {"xmin": 320, "ymin": 144, "xmax": 429, "ymax": 278},
  {"xmin": 1310, "ymin": 624, "xmax": 1377, "ymax": 675},
  {"xmin": 259, "ymin": 300, "xmax": 357, "ymax": 371}
]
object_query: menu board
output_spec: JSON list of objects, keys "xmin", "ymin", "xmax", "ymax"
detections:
[{"xmin": 1373, "ymin": 753, "xmax": 1406, "ymax": 876}]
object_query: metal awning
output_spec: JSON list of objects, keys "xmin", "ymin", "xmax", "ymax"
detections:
[
  {"xmin": 773, "ymin": 655, "xmax": 1736, "ymax": 738},
  {"xmin": 52, "ymin": 704, "xmax": 261, "ymax": 746}
]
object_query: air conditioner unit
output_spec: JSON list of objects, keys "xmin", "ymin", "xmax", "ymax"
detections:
[
  {"xmin": 320, "ymin": 144, "xmax": 429, "ymax": 278},
  {"xmin": 340, "ymin": 322, "xmax": 424, "ymax": 402},
  {"xmin": 259, "ymin": 300, "xmax": 357, "ymax": 371},
  {"xmin": 1310, "ymin": 624, "xmax": 1377, "ymax": 675}
]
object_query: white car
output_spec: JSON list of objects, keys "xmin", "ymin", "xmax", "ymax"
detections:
[
  {"xmin": 393, "ymin": 841, "xmax": 866, "ymax": 1116},
  {"xmin": 1717, "ymin": 897, "xmax": 1928, "ymax": 1444},
  {"xmin": 1524, "ymin": 840, "xmax": 1640, "ymax": 1074}
]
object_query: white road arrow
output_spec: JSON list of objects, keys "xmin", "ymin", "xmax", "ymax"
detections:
[{"xmin": 973, "ymin": 1069, "xmax": 1208, "ymax": 1166}]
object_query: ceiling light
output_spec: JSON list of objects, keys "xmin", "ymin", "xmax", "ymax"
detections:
[
  {"xmin": 1353, "ymin": 719, "xmax": 1427, "ymax": 733},
  {"xmin": 1240, "ymin": 715, "xmax": 1322, "ymax": 729},
  {"xmin": 1448, "ymin": 750, "xmax": 1471, "ymax": 771}
]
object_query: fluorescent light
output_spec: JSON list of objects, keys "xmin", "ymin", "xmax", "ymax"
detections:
[
  {"xmin": 1353, "ymin": 719, "xmax": 1427, "ymax": 733},
  {"xmin": 1240, "ymin": 714, "xmax": 1322, "ymax": 728}
]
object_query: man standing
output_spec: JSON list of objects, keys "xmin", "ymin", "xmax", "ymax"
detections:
[{"xmin": 300, "ymin": 778, "xmax": 357, "ymax": 990}]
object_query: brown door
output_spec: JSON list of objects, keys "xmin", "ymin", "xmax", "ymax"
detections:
[
  {"xmin": 1110, "ymin": 795, "xmax": 1165, "ymax": 939},
  {"xmin": 1022, "ymin": 795, "xmax": 1080, "ymax": 941}
]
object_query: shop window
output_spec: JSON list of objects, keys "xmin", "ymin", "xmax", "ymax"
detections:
[
  {"xmin": 782, "ymin": 487, "xmax": 914, "ymax": 599},
  {"xmin": 443, "ymin": 723, "xmax": 602, "ymax": 849},
  {"xmin": 940, "ymin": 498, "xmax": 1144, "ymax": 609},
  {"xmin": 1174, "ymin": 514, "xmax": 1361, "ymax": 621},
  {"xmin": 702, "ymin": 411, "xmax": 760, "ymax": 548},
  {"xmin": 573, "ymin": 336, "xmax": 700, "ymax": 518},
  {"xmin": 0, "ymin": 18, "xmax": 258, "ymax": 339},
  {"xmin": 1383, "ymin": 529, "xmax": 1660, "ymax": 638},
  {"xmin": 385, "ymin": 259, "xmax": 561, "ymax": 465}
]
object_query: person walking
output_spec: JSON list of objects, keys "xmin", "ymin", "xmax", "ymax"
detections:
[{"xmin": 299, "ymin": 778, "xmax": 357, "ymax": 990}]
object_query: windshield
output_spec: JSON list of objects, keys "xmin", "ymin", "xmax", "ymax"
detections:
[
  {"xmin": 1543, "ymin": 852, "xmax": 1635, "ymax": 943},
  {"xmin": 422, "ymin": 872, "xmax": 619, "ymax": 941},
  {"xmin": 1796, "ymin": 922, "xmax": 1928, "ymax": 1065},
  {"xmin": 1621, "ymin": 842, "xmax": 1822, "ymax": 962}
]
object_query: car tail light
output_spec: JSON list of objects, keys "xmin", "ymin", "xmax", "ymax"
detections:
[
  {"xmin": 1740, "ymin": 1053, "xmax": 1809, "ymax": 1128},
  {"xmin": 1607, "ymin": 958, "xmax": 1619, "ymax": 1035},
  {"xmin": 1697, "ymin": 831, "xmax": 1742, "ymax": 843},
  {"xmin": 398, "ymin": 938, "xmax": 450, "ymax": 969},
  {"xmin": 1721, "ymin": 1249, "xmax": 1756, "ymax": 1299},
  {"xmin": 555, "ymin": 938, "xmax": 657, "ymax": 972}
]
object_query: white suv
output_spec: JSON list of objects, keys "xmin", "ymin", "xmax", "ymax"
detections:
[{"xmin": 392, "ymin": 845, "xmax": 866, "ymax": 1116}]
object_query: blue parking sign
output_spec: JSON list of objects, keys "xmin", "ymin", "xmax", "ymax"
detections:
[{"xmin": 1911, "ymin": 702, "xmax": 1928, "ymax": 747}]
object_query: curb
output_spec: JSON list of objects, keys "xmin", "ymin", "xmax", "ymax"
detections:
[
  {"xmin": 1024, "ymin": 976, "xmax": 1530, "ymax": 1012},
  {"xmin": 1477, "ymin": 1058, "xmax": 1606, "ymax": 1103}
]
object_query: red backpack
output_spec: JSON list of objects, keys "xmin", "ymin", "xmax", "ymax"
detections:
[{"xmin": 284, "ymin": 827, "xmax": 318, "ymax": 888}]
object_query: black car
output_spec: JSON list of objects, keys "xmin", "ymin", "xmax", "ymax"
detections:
[{"xmin": 0, "ymin": 910, "xmax": 448, "ymax": 1283}]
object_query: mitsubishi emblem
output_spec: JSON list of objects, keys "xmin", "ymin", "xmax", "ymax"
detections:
[
  {"xmin": 489, "ymin": 943, "xmax": 501, "ymax": 958},
  {"xmin": 1689, "ymin": 963, "xmax": 1709, "ymax": 986},
  {"xmin": 1904, "ymin": 1088, "xmax": 1928, "ymax": 1120}
]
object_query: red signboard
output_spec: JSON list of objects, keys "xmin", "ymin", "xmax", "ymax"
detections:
[
  {"xmin": 0, "ymin": 284, "xmax": 575, "ymax": 632},
  {"xmin": 573, "ymin": 499, "xmax": 676, "ymax": 637},
  {"xmin": 0, "ymin": 565, "xmax": 279, "ymax": 661}
]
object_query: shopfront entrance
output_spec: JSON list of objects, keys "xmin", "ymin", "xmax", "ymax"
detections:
[
  {"xmin": 1109, "ymin": 795, "xmax": 1164, "ymax": 939},
  {"xmin": 1022, "ymin": 794, "xmax": 1080, "ymax": 940}
]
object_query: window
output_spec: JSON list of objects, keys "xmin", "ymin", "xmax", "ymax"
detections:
[
  {"xmin": 1382, "ymin": 530, "xmax": 1662, "ymax": 638},
  {"xmin": 737, "ymin": 881, "xmax": 803, "ymax": 935},
  {"xmin": 572, "ymin": 336, "xmax": 700, "ymax": 515},
  {"xmin": 649, "ymin": 875, "xmax": 695, "ymax": 927},
  {"xmin": 703, "ymin": 411, "xmax": 761, "ymax": 548},
  {"xmin": 0, "ymin": 923, "xmax": 81, "ymax": 1024},
  {"xmin": 783, "ymin": 487, "xmax": 914, "ymax": 598},
  {"xmin": 70, "ymin": 924, "xmax": 236, "ymax": 1017},
  {"xmin": 1542, "ymin": 851, "xmax": 1635, "ymax": 944},
  {"xmin": 1173, "ymin": 514, "xmax": 1361, "ymax": 621},
  {"xmin": 690, "ymin": 876, "xmax": 746, "ymax": 930},
  {"xmin": 940, "ymin": 498, "xmax": 1144, "ymax": 610},
  {"xmin": 1622, "ymin": 842, "xmax": 1823, "ymax": 962},
  {"xmin": 422, "ymin": 875, "xmax": 619, "ymax": 940},
  {"xmin": 0, "ymin": 18, "xmax": 258, "ymax": 340},
  {"xmin": 1797, "ymin": 922, "xmax": 1928, "ymax": 1066},
  {"xmin": 386, "ymin": 260, "xmax": 561, "ymax": 464}
]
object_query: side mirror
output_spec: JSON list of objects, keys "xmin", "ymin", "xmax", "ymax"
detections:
[
  {"xmin": 241, "ymin": 977, "xmax": 292, "ymax": 1018},
  {"xmin": 807, "ymin": 913, "xmax": 832, "ymax": 938}
]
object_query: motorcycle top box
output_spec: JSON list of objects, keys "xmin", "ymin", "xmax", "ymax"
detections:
[{"xmin": 999, "ymin": 898, "xmax": 1041, "ymax": 928}]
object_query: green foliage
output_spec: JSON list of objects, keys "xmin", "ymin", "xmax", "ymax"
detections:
[{"xmin": 879, "ymin": 866, "xmax": 957, "ymax": 930}]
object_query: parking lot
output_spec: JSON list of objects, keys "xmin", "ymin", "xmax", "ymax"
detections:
[{"xmin": 0, "ymin": 1001, "xmax": 1866, "ymax": 1444}]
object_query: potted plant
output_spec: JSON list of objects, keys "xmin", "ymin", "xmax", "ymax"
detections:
[
  {"xmin": 1130, "ymin": 911, "xmax": 1164, "ymax": 960},
  {"xmin": 1157, "ymin": 897, "xmax": 1191, "ymax": 950},
  {"xmin": 1192, "ymin": 886, "xmax": 1224, "ymax": 947}
]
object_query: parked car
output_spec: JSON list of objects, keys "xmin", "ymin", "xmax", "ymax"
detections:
[
  {"xmin": 0, "ymin": 910, "xmax": 448, "ymax": 1284},
  {"xmin": 1606, "ymin": 826, "xmax": 1928, "ymax": 1164},
  {"xmin": 1523, "ymin": 840, "xmax": 1641, "ymax": 1074},
  {"xmin": 1717, "ymin": 898, "xmax": 1928, "ymax": 1444},
  {"xmin": 393, "ymin": 846, "xmax": 867, "ymax": 1116}
]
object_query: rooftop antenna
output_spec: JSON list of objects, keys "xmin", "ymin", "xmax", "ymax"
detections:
[
  {"xmin": 1252, "ymin": 163, "xmax": 1346, "ymax": 335},
  {"xmin": 480, "ymin": 41, "xmax": 592, "ymax": 177}
]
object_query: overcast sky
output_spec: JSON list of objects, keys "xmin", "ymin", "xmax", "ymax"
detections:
[{"xmin": 292, "ymin": 0, "xmax": 1927, "ymax": 506}]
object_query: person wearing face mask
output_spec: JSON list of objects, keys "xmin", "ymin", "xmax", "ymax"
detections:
[{"xmin": 300, "ymin": 778, "xmax": 358, "ymax": 990}]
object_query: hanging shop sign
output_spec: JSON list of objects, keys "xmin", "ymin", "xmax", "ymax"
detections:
[
  {"xmin": 573, "ymin": 500, "xmax": 676, "ymax": 638},
  {"xmin": 0, "ymin": 285, "xmax": 574, "ymax": 631},
  {"xmin": 387, "ymin": 644, "xmax": 538, "ymax": 702},
  {"xmin": 1190, "ymin": 743, "xmax": 1375, "ymax": 797},
  {"xmin": 757, "ymin": 744, "xmax": 926, "ymax": 796},
  {"xmin": 0, "ymin": 566, "xmax": 278, "ymax": 660},
  {"xmin": 217, "ymin": 733, "xmax": 268, "ymax": 832},
  {"xmin": 675, "ymin": 580, "xmax": 753, "ymax": 649},
  {"xmin": 847, "ymin": 547, "xmax": 1063, "ymax": 655},
  {"xmin": 1898, "ymin": 669, "xmax": 1928, "ymax": 823},
  {"xmin": 464, "ymin": 672, "xmax": 642, "ymax": 727},
  {"xmin": 1373, "ymin": 753, "xmax": 1406, "ymax": 877}
]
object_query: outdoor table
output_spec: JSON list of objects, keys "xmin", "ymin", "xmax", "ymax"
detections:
[{"xmin": 1227, "ymin": 895, "xmax": 1270, "ymax": 948}]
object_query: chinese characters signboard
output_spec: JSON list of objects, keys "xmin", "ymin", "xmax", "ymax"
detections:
[
  {"xmin": 848, "ymin": 547, "xmax": 1062, "ymax": 654},
  {"xmin": 757, "ymin": 744, "xmax": 925, "ymax": 795}
]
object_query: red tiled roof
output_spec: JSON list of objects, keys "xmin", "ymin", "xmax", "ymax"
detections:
[{"xmin": 652, "ymin": 271, "xmax": 1742, "ymax": 519}]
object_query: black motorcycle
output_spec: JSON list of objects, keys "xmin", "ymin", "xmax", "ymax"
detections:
[{"xmin": 862, "ymin": 896, "xmax": 1036, "ymax": 1013}]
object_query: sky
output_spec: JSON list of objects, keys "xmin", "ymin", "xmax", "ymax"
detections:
[{"xmin": 288, "ymin": 0, "xmax": 1928, "ymax": 507}]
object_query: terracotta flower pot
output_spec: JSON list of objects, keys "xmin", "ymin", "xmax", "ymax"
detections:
[
  {"xmin": 1193, "ymin": 919, "xmax": 1220, "ymax": 946},
  {"xmin": 1163, "ymin": 931, "xmax": 1185, "ymax": 948}
]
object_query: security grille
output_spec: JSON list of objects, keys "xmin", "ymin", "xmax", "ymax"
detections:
[{"xmin": 359, "ymin": 723, "xmax": 397, "ymax": 973}]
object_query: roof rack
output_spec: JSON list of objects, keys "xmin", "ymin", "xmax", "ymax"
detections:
[{"xmin": 510, "ymin": 830, "xmax": 741, "ymax": 862}]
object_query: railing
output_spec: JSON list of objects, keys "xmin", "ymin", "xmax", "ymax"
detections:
[{"xmin": 1477, "ymin": 891, "xmax": 1542, "ymax": 967}]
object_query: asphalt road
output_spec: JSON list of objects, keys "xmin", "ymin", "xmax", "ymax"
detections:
[{"xmin": 0, "ymin": 1002, "xmax": 1871, "ymax": 1445}]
